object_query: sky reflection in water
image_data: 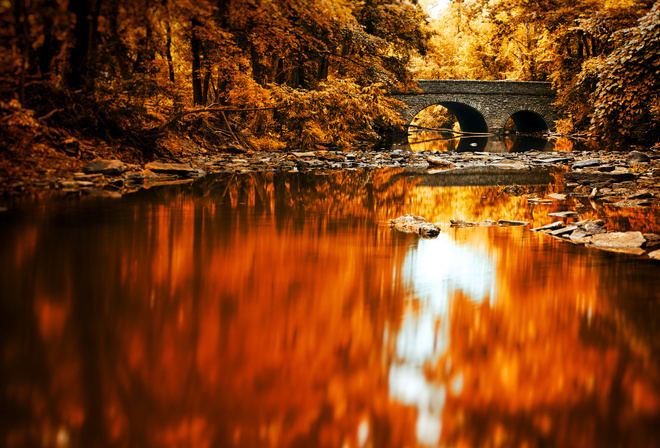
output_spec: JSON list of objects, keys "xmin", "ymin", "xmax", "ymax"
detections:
[
  {"xmin": 1, "ymin": 169, "xmax": 660, "ymax": 447},
  {"xmin": 391, "ymin": 234, "xmax": 495, "ymax": 445}
]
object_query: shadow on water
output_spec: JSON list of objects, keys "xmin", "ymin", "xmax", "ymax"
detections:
[
  {"xmin": 1, "ymin": 168, "xmax": 659, "ymax": 447},
  {"xmin": 402, "ymin": 131, "xmax": 599, "ymax": 153}
]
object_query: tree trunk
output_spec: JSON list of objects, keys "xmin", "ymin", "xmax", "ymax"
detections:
[
  {"xmin": 191, "ymin": 18, "xmax": 204, "ymax": 105},
  {"xmin": 108, "ymin": 0, "xmax": 130, "ymax": 78},
  {"xmin": 577, "ymin": 30, "xmax": 584, "ymax": 59},
  {"xmin": 317, "ymin": 55, "xmax": 329, "ymax": 82},
  {"xmin": 202, "ymin": 69, "xmax": 211, "ymax": 105},
  {"xmin": 133, "ymin": 0, "xmax": 156, "ymax": 74},
  {"xmin": 35, "ymin": 0, "xmax": 59, "ymax": 78},
  {"xmin": 68, "ymin": 0, "xmax": 103, "ymax": 90},
  {"xmin": 13, "ymin": 0, "xmax": 29, "ymax": 103},
  {"xmin": 164, "ymin": 6, "xmax": 175, "ymax": 83}
]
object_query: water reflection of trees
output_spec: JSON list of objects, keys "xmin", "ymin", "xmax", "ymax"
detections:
[
  {"xmin": 2, "ymin": 170, "xmax": 660, "ymax": 447},
  {"xmin": 1, "ymin": 171, "xmax": 421, "ymax": 447},
  {"xmin": 419, "ymin": 228, "xmax": 660, "ymax": 447}
]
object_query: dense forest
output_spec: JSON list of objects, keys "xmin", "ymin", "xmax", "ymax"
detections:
[{"xmin": 1, "ymin": 0, "xmax": 659, "ymax": 181}]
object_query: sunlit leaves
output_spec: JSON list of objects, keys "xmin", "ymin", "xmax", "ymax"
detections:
[
  {"xmin": 271, "ymin": 80, "xmax": 403, "ymax": 149},
  {"xmin": 591, "ymin": 3, "xmax": 660, "ymax": 146}
]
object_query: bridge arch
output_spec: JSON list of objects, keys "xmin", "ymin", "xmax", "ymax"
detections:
[
  {"xmin": 411, "ymin": 101, "xmax": 489, "ymax": 134},
  {"xmin": 506, "ymin": 110, "xmax": 549, "ymax": 133}
]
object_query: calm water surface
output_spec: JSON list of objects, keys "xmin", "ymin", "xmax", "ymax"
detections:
[
  {"xmin": 404, "ymin": 131, "xmax": 600, "ymax": 153},
  {"xmin": 2, "ymin": 168, "xmax": 660, "ymax": 447}
]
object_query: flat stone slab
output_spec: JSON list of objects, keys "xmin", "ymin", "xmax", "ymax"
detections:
[
  {"xmin": 550, "ymin": 225, "xmax": 578, "ymax": 237},
  {"xmin": 74, "ymin": 172, "xmax": 103, "ymax": 181},
  {"xmin": 450, "ymin": 219, "xmax": 480, "ymax": 227},
  {"xmin": 527, "ymin": 198, "xmax": 554, "ymax": 205},
  {"xmin": 533, "ymin": 157, "xmax": 573, "ymax": 164},
  {"xmin": 82, "ymin": 159, "xmax": 126, "ymax": 175},
  {"xmin": 612, "ymin": 199, "xmax": 653, "ymax": 208},
  {"xmin": 569, "ymin": 228, "xmax": 591, "ymax": 241},
  {"xmin": 547, "ymin": 193, "xmax": 567, "ymax": 200},
  {"xmin": 530, "ymin": 221, "xmax": 565, "ymax": 232},
  {"xmin": 498, "ymin": 219, "xmax": 529, "ymax": 227},
  {"xmin": 390, "ymin": 215, "xmax": 440, "ymax": 238},
  {"xmin": 628, "ymin": 190, "xmax": 655, "ymax": 200},
  {"xmin": 548, "ymin": 211, "xmax": 579, "ymax": 218},
  {"xmin": 587, "ymin": 231, "xmax": 646, "ymax": 249},
  {"xmin": 427, "ymin": 155, "xmax": 454, "ymax": 168},
  {"xmin": 145, "ymin": 162, "xmax": 197, "ymax": 174},
  {"xmin": 571, "ymin": 159, "xmax": 603, "ymax": 169},
  {"xmin": 564, "ymin": 170, "xmax": 637, "ymax": 185}
]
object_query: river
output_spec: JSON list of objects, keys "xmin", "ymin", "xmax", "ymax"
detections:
[{"xmin": 1, "ymin": 138, "xmax": 660, "ymax": 447}]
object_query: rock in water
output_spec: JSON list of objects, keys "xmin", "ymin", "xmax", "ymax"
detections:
[
  {"xmin": 427, "ymin": 155, "xmax": 454, "ymax": 168},
  {"xmin": 583, "ymin": 221, "xmax": 607, "ymax": 235},
  {"xmin": 548, "ymin": 211, "xmax": 579, "ymax": 218},
  {"xmin": 82, "ymin": 159, "xmax": 126, "ymax": 175},
  {"xmin": 649, "ymin": 250, "xmax": 660, "ymax": 260},
  {"xmin": 587, "ymin": 231, "xmax": 646, "ymax": 249},
  {"xmin": 450, "ymin": 219, "xmax": 479, "ymax": 228},
  {"xmin": 530, "ymin": 221, "xmax": 565, "ymax": 232},
  {"xmin": 626, "ymin": 150, "xmax": 651, "ymax": 165},
  {"xmin": 571, "ymin": 159, "xmax": 603, "ymax": 169},
  {"xmin": 547, "ymin": 193, "xmax": 567, "ymax": 201},
  {"xmin": 497, "ymin": 219, "xmax": 530, "ymax": 227},
  {"xmin": 390, "ymin": 215, "xmax": 440, "ymax": 238},
  {"xmin": 145, "ymin": 161, "xmax": 197, "ymax": 175}
]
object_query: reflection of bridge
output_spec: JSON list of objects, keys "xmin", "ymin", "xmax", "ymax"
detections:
[{"xmin": 391, "ymin": 80, "xmax": 557, "ymax": 134}]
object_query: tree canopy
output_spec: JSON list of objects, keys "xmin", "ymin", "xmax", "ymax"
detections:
[{"xmin": 2, "ymin": 0, "xmax": 430, "ymax": 154}]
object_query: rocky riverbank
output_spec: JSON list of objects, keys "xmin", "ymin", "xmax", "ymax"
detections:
[
  {"xmin": 4, "ymin": 143, "xmax": 660, "ymax": 260},
  {"xmin": 6, "ymin": 144, "xmax": 659, "ymax": 199}
]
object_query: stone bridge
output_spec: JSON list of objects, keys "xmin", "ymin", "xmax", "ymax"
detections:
[{"xmin": 391, "ymin": 80, "xmax": 557, "ymax": 134}]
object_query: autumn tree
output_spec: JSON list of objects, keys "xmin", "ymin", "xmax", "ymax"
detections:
[{"xmin": 591, "ymin": 3, "xmax": 660, "ymax": 146}]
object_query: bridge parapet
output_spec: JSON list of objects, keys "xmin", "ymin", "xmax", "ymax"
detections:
[{"xmin": 412, "ymin": 80, "xmax": 554, "ymax": 96}]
